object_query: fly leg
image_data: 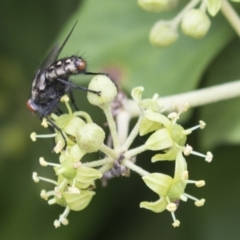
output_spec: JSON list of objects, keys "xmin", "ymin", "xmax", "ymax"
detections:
[{"xmin": 56, "ymin": 78, "xmax": 101, "ymax": 95}]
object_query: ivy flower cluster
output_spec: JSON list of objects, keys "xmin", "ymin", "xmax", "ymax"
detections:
[
  {"xmin": 138, "ymin": 0, "xmax": 240, "ymax": 47},
  {"xmin": 31, "ymin": 75, "xmax": 212, "ymax": 228}
]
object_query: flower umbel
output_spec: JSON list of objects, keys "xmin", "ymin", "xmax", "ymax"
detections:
[{"xmin": 31, "ymin": 77, "xmax": 211, "ymax": 227}]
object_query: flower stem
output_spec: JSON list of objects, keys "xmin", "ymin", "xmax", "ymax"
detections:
[
  {"xmin": 171, "ymin": 0, "xmax": 201, "ymax": 29},
  {"xmin": 98, "ymin": 163, "xmax": 113, "ymax": 174},
  {"xmin": 83, "ymin": 157, "xmax": 112, "ymax": 168},
  {"xmin": 122, "ymin": 113, "xmax": 143, "ymax": 151},
  {"xmin": 116, "ymin": 110, "xmax": 131, "ymax": 145},
  {"xmin": 103, "ymin": 105, "xmax": 121, "ymax": 151},
  {"xmin": 123, "ymin": 80, "xmax": 240, "ymax": 117},
  {"xmin": 123, "ymin": 159, "xmax": 149, "ymax": 176},
  {"xmin": 221, "ymin": 0, "xmax": 240, "ymax": 37},
  {"xmin": 100, "ymin": 144, "xmax": 117, "ymax": 159},
  {"xmin": 124, "ymin": 145, "xmax": 147, "ymax": 159}
]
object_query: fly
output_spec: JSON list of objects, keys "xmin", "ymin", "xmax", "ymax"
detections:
[
  {"xmin": 26, "ymin": 21, "xmax": 104, "ymax": 118},
  {"xmin": 27, "ymin": 22, "xmax": 105, "ymax": 148}
]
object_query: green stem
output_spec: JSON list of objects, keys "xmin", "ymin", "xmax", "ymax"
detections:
[
  {"xmin": 124, "ymin": 144, "xmax": 147, "ymax": 159},
  {"xmin": 83, "ymin": 157, "xmax": 112, "ymax": 168},
  {"xmin": 123, "ymin": 159, "xmax": 149, "ymax": 176},
  {"xmin": 100, "ymin": 144, "xmax": 117, "ymax": 159},
  {"xmin": 221, "ymin": 0, "xmax": 240, "ymax": 37},
  {"xmin": 116, "ymin": 110, "xmax": 131, "ymax": 145},
  {"xmin": 98, "ymin": 163, "xmax": 113, "ymax": 174},
  {"xmin": 122, "ymin": 113, "xmax": 143, "ymax": 151},
  {"xmin": 171, "ymin": 0, "xmax": 201, "ymax": 29},
  {"xmin": 124, "ymin": 80, "xmax": 240, "ymax": 116},
  {"xmin": 103, "ymin": 105, "xmax": 121, "ymax": 151}
]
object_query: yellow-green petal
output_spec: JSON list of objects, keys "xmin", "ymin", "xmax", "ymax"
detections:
[
  {"xmin": 139, "ymin": 117, "xmax": 162, "ymax": 136},
  {"xmin": 144, "ymin": 110, "xmax": 171, "ymax": 128},
  {"xmin": 145, "ymin": 128, "xmax": 173, "ymax": 150},
  {"xmin": 63, "ymin": 190, "xmax": 95, "ymax": 211},
  {"xmin": 207, "ymin": 0, "xmax": 222, "ymax": 16},
  {"xmin": 76, "ymin": 166, "xmax": 102, "ymax": 189},
  {"xmin": 131, "ymin": 86, "xmax": 144, "ymax": 103},
  {"xmin": 140, "ymin": 197, "xmax": 167, "ymax": 213},
  {"xmin": 151, "ymin": 146, "xmax": 180, "ymax": 162},
  {"xmin": 142, "ymin": 173, "xmax": 173, "ymax": 196}
]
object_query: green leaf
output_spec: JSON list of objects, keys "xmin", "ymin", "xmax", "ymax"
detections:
[
  {"xmin": 199, "ymin": 38, "xmax": 240, "ymax": 149},
  {"xmin": 59, "ymin": 0, "xmax": 234, "ymax": 98}
]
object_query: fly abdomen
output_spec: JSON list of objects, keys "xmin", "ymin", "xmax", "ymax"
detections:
[{"xmin": 45, "ymin": 56, "xmax": 87, "ymax": 80}]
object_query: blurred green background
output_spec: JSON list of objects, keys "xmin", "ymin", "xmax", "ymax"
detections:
[{"xmin": 1, "ymin": 0, "xmax": 240, "ymax": 239}]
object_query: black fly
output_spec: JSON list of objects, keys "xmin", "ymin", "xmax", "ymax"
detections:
[
  {"xmin": 27, "ymin": 22, "xmax": 105, "ymax": 148},
  {"xmin": 27, "ymin": 21, "xmax": 104, "ymax": 118}
]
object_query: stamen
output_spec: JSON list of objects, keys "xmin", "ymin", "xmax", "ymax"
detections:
[
  {"xmin": 179, "ymin": 194, "xmax": 188, "ymax": 202},
  {"xmin": 199, "ymin": 120, "xmax": 206, "ymax": 129},
  {"xmin": 195, "ymin": 199, "xmax": 205, "ymax": 207},
  {"xmin": 30, "ymin": 132, "xmax": 37, "ymax": 141},
  {"xmin": 54, "ymin": 187, "xmax": 62, "ymax": 198},
  {"xmin": 185, "ymin": 180, "xmax": 205, "ymax": 187},
  {"xmin": 172, "ymin": 219, "xmax": 180, "ymax": 227},
  {"xmin": 48, "ymin": 198, "xmax": 57, "ymax": 205},
  {"xmin": 184, "ymin": 193, "xmax": 205, "ymax": 207},
  {"xmin": 68, "ymin": 186, "xmax": 80, "ymax": 194},
  {"xmin": 166, "ymin": 203, "xmax": 177, "ymax": 212},
  {"xmin": 184, "ymin": 147, "xmax": 213, "ymax": 162},
  {"xmin": 39, "ymin": 157, "xmax": 60, "ymax": 167},
  {"xmin": 183, "ymin": 144, "xmax": 192, "ymax": 156},
  {"xmin": 56, "ymin": 207, "xmax": 70, "ymax": 228},
  {"xmin": 32, "ymin": 172, "xmax": 58, "ymax": 185},
  {"xmin": 61, "ymin": 95, "xmax": 72, "ymax": 115},
  {"xmin": 182, "ymin": 170, "xmax": 189, "ymax": 180},
  {"xmin": 152, "ymin": 93, "xmax": 159, "ymax": 101},
  {"xmin": 184, "ymin": 120, "xmax": 206, "ymax": 135},
  {"xmin": 195, "ymin": 180, "xmax": 205, "ymax": 187},
  {"xmin": 58, "ymin": 179, "xmax": 67, "ymax": 191},
  {"xmin": 41, "ymin": 118, "xmax": 48, "ymax": 128},
  {"xmin": 170, "ymin": 209, "xmax": 180, "ymax": 227},
  {"xmin": 205, "ymin": 152, "xmax": 213, "ymax": 162},
  {"xmin": 32, "ymin": 172, "xmax": 39, "ymax": 183},
  {"xmin": 168, "ymin": 112, "xmax": 179, "ymax": 121},
  {"xmin": 30, "ymin": 132, "xmax": 57, "ymax": 142},
  {"xmin": 73, "ymin": 162, "xmax": 82, "ymax": 169},
  {"xmin": 54, "ymin": 220, "xmax": 60, "ymax": 228},
  {"xmin": 54, "ymin": 141, "xmax": 64, "ymax": 153},
  {"xmin": 40, "ymin": 189, "xmax": 55, "ymax": 200},
  {"xmin": 61, "ymin": 218, "xmax": 69, "ymax": 226},
  {"xmin": 53, "ymin": 220, "xmax": 60, "ymax": 228}
]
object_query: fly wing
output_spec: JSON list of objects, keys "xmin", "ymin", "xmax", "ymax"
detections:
[{"xmin": 37, "ymin": 21, "xmax": 78, "ymax": 78}]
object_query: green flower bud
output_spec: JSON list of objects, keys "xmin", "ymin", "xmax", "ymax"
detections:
[
  {"xmin": 150, "ymin": 21, "xmax": 178, "ymax": 47},
  {"xmin": 76, "ymin": 123, "xmax": 105, "ymax": 153},
  {"xmin": 138, "ymin": 0, "xmax": 177, "ymax": 12},
  {"xmin": 63, "ymin": 190, "xmax": 95, "ymax": 211},
  {"xmin": 87, "ymin": 75, "xmax": 117, "ymax": 108},
  {"xmin": 181, "ymin": 9, "xmax": 211, "ymax": 39}
]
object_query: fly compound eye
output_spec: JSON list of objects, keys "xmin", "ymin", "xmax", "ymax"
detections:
[
  {"xmin": 76, "ymin": 59, "xmax": 87, "ymax": 72},
  {"xmin": 26, "ymin": 99, "xmax": 38, "ymax": 112}
]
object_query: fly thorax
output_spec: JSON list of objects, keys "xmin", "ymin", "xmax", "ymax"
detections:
[{"xmin": 39, "ymin": 74, "xmax": 46, "ymax": 90}]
